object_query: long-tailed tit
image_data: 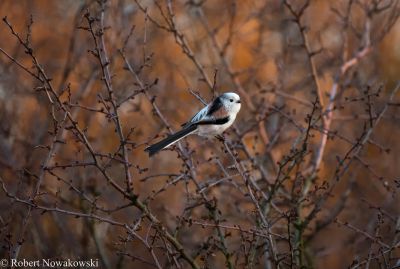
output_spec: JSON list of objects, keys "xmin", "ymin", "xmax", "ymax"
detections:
[{"xmin": 145, "ymin": 92, "xmax": 241, "ymax": 156}]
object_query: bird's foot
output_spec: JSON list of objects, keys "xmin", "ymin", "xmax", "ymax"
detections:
[{"xmin": 215, "ymin": 134, "xmax": 225, "ymax": 142}]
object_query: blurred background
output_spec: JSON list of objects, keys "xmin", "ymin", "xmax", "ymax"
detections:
[{"xmin": 0, "ymin": 0, "xmax": 399, "ymax": 268}]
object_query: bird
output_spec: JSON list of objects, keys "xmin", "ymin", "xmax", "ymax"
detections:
[{"xmin": 145, "ymin": 92, "xmax": 241, "ymax": 156}]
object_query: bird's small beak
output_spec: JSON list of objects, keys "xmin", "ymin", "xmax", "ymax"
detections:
[{"xmin": 236, "ymin": 100, "xmax": 241, "ymax": 104}]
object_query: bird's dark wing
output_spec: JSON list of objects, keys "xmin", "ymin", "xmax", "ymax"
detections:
[
  {"xmin": 206, "ymin": 96, "xmax": 222, "ymax": 116},
  {"xmin": 181, "ymin": 96, "xmax": 223, "ymax": 127},
  {"xmin": 181, "ymin": 104, "xmax": 209, "ymax": 127},
  {"xmin": 195, "ymin": 116, "xmax": 230, "ymax": 125}
]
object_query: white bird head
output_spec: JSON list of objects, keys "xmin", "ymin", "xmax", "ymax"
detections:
[{"xmin": 219, "ymin": 92, "xmax": 241, "ymax": 115}]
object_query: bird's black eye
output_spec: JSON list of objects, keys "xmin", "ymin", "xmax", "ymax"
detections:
[{"xmin": 230, "ymin": 99, "xmax": 233, "ymax": 102}]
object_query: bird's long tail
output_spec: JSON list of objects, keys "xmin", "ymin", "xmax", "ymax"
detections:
[{"xmin": 145, "ymin": 124, "xmax": 197, "ymax": 156}]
